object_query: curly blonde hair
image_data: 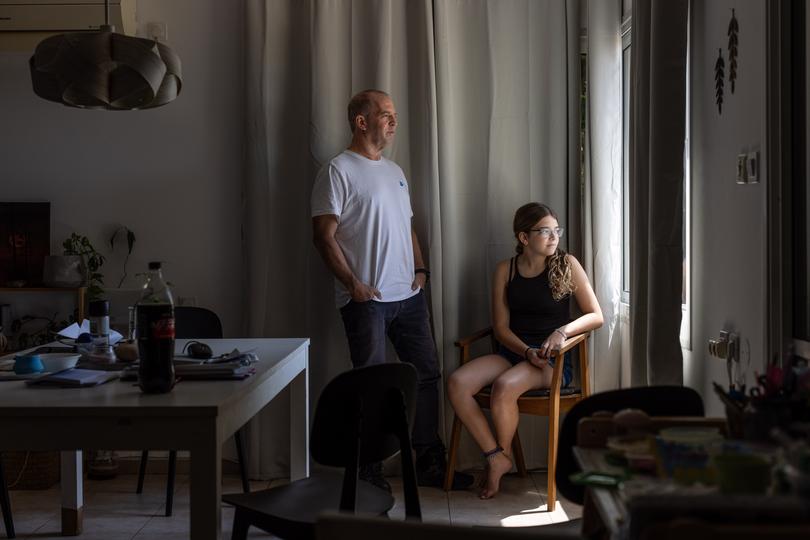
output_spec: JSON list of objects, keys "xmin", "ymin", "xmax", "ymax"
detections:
[{"xmin": 513, "ymin": 202, "xmax": 575, "ymax": 301}]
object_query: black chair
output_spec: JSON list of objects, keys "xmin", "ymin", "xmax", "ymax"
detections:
[
  {"xmin": 136, "ymin": 306, "xmax": 249, "ymax": 516},
  {"xmin": 478, "ymin": 386, "xmax": 707, "ymax": 539},
  {"xmin": 0, "ymin": 454, "xmax": 15, "ymax": 539},
  {"xmin": 173, "ymin": 305, "xmax": 223, "ymax": 339},
  {"xmin": 555, "ymin": 385, "xmax": 705, "ymax": 506},
  {"xmin": 223, "ymin": 363, "xmax": 422, "ymax": 540}
]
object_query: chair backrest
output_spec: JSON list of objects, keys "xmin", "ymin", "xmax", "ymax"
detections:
[
  {"xmin": 311, "ymin": 363, "xmax": 417, "ymax": 467},
  {"xmin": 174, "ymin": 306, "xmax": 223, "ymax": 339},
  {"xmin": 556, "ymin": 385, "xmax": 704, "ymax": 505}
]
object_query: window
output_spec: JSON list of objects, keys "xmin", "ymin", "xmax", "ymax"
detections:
[{"xmin": 621, "ymin": 16, "xmax": 631, "ymax": 302}]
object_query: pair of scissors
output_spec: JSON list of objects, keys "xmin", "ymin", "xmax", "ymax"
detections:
[{"xmin": 749, "ymin": 374, "xmax": 771, "ymax": 399}]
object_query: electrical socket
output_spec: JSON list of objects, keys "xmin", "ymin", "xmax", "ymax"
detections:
[{"xmin": 708, "ymin": 330, "xmax": 739, "ymax": 361}]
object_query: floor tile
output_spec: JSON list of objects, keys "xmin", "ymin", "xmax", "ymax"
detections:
[{"xmin": 2, "ymin": 471, "xmax": 582, "ymax": 539}]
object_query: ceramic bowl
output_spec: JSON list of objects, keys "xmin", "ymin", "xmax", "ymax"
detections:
[{"xmin": 39, "ymin": 353, "xmax": 81, "ymax": 372}]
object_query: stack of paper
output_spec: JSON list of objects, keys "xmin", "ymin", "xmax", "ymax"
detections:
[
  {"xmin": 26, "ymin": 368, "xmax": 119, "ymax": 388},
  {"xmin": 174, "ymin": 361, "xmax": 253, "ymax": 380}
]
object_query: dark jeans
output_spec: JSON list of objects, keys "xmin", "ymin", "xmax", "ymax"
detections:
[{"xmin": 339, "ymin": 289, "xmax": 442, "ymax": 455}]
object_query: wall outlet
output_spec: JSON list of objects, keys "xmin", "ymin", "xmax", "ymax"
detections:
[
  {"xmin": 746, "ymin": 151, "xmax": 759, "ymax": 183},
  {"xmin": 708, "ymin": 330, "xmax": 738, "ymax": 360},
  {"xmin": 736, "ymin": 154, "xmax": 747, "ymax": 184}
]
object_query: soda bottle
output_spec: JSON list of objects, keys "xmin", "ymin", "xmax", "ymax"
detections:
[{"xmin": 136, "ymin": 261, "xmax": 175, "ymax": 393}]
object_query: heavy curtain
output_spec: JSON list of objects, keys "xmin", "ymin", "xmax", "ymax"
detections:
[
  {"xmin": 242, "ymin": 0, "xmax": 582, "ymax": 478},
  {"xmin": 629, "ymin": 0, "xmax": 688, "ymax": 386}
]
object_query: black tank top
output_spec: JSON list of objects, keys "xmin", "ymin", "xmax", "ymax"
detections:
[{"xmin": 506, "ymin": 256, "xmax": 571, "ymax": 345}]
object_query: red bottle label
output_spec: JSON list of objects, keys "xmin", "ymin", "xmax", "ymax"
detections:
[{"xmin": 151, "ymin": 316, "xmax": 175, "ymax": 339}]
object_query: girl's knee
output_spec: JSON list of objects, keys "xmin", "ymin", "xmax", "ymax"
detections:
[
  {"xmin": 447, "ymin": 371, "xmax": 470, "ymax": 400},
  {"xmin": 490, "ymin": 377, "xmax": 520, "ymax": 403}
]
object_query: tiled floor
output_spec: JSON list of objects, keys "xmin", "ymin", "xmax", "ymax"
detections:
[{"xmin": 3, "ymin": 471, "xmax": 581, "ymax": 539}]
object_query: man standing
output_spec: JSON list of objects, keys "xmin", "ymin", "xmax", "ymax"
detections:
[{"xmin": 311, "ymin": 89, "xmax": 472, "ymax": 491}]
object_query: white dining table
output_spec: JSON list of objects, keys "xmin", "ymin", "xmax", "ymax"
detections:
[{"xmin": 0, "ymin": 338, "xmax": 310, "ymax": 540}]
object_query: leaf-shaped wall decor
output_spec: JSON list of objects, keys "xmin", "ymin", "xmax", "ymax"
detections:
[
  {"xmin": 727, "ymin": 8, "xmax": 739, "ymax": 93},
  {"xmin": 715, "ymin": 48, "xmax": 725, "ymax": 115}
]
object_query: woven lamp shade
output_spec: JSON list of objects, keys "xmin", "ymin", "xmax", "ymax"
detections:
[{"xmin": 29, "ymin": 26, "xmax": 182, "ymax": 110}]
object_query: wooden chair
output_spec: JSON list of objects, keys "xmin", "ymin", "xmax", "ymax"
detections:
[{"xmin": 443, "ymin": 328, "xmax": 591, "ymax": 511}]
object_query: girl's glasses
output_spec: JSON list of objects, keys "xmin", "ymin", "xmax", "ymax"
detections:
[{"xmin": 530, "ymin": 227, "xmax": 564, "ymax": 238}]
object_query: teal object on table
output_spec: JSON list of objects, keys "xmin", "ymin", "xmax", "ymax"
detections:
[{"xmin": 14, "ymin": 354, "xmax": 44, "ymax": 374}]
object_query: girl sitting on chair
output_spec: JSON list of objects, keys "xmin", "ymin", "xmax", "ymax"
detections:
[{"xmin": 447, "ymin": 202, "xmax": 603, "ymax": 499}]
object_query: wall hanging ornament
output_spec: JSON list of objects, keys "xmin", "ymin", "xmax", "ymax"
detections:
[
  {"xmin": 715, "ymin": 48, "xmax": 725, "ymax": 115},
  {"xmin": 727, "ymin": 8, "xmax": 739, "ymax": 94}
]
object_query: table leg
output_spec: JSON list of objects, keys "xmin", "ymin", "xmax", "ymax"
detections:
[
  {"xmin": 60, "ymin": 450, "xmax": 83, "ymax": 536},
  {"xmin": 190, "ymin": 428, "xmax": 221, "ymax": 540},
  {"xmin": 289, "ymin": 362, "xmax": 309, "ymax": 481}
]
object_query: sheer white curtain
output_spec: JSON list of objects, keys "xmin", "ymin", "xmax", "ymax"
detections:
[
  {"xmin": 583, "ymin": 0, "xmax": 623, "ymax": 392},
  {"xmin": 242, "ymin": 0, "xmax": 580, "ymax": 478},
  {"xmin": 432, "ymin": 0, "xmax": 580, "ymax": 469}
]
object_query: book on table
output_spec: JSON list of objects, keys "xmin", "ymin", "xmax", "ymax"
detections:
[{"xmin": 26, "ymin": 368, "xmax": 119, "ymax": 387}]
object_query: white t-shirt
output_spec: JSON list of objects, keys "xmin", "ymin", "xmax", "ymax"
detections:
[{"xmin": 312, "ymin": 150, "xmax": 419, "ymax": 308}]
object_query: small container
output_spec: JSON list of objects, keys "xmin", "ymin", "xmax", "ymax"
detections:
[
  {"xmin": 88, "ymin": 299, "xmax": 116, "ymax": 364},
  {"xmin": 14, "ymin": 354, "xmax": 44, "ymax": 375},
  {"xmin": 654, "ymin": 427, "xmax": 723, "ymax": 484},
  {"xmin": 714, "ymin": 453, "xmax": 772, "ymax": 494}
]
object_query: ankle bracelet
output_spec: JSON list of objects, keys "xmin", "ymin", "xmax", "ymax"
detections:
[{"xmin": 483, "ymin": 445, "xmax": 504, "ymax": 460}]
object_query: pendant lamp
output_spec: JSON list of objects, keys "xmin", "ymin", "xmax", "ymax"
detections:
[{"xmin": 29, "ymin": 0, "xmax": 182, "ymax": 110}]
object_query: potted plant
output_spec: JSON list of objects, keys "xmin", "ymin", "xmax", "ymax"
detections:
[
  {"xmin": 60, "ymin": 233, "xmax": 105, "ymax": 300},
  {"xmin": 109, "ymin": 225, "xmax": 136, "ymax": 288}
]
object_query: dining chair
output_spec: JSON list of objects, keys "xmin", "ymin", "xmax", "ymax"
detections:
[
  {"xmin": 0, "ymin": 454, "xmax": 15, "ymax": 539},
  {"xmin": 555, "ymin": 385, "xmax": 705, "ymax": 506},
  {"xmin": 444, "ymin": 327, "xmax": 591, "ymax": 512},
  {"xmin": 135, "ymin": 306, "xmax": 249, "ymax": 516},
  {"xmin": 223, "ymin": 362, "xmax": 422, "ymax": 540}
]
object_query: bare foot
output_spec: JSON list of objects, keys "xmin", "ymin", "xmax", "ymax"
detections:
[{"xmin": 479, "ymin": 451, "xmax": 512, "ymax": 499}]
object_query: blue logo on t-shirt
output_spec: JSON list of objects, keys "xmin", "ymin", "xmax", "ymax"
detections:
[{"xmin": 399, "ymin": 180, "xmax": 405, "ymax": 187}]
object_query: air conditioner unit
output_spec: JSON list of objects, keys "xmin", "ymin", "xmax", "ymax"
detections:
[{"xmin": 0, "ymin": 0, "xmax": 135, "ymax": 51}]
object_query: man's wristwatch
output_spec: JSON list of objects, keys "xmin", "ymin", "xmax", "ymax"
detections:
[{"xmin": 415, "ymin": 268, "xmax": 430, "ymax": 282}]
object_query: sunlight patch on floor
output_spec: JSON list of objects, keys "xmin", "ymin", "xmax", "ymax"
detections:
[{"xmin": 500, "ymin": 503, "xmax": 570, "ymax": 527}]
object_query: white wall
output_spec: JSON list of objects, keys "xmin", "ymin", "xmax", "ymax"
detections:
[
  {"xmin": 0, "ymin": 0, "xmax": 243, "ymax": 335},
  {"xmin": 690, "ymin": 0, "xmax": 767, "ymax": 415}
]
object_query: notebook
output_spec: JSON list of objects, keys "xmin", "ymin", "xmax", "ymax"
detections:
[{"xmin": 26, "ymin": 368, "xmax": 119, "ymax": 388}]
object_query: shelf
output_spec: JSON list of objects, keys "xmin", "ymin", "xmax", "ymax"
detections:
[
  {"xmin": 0, "ymin": 287, "xmax": 86, "ymax": 292},
  {"xmin": 0, "ymin": 286, "xmax": 87, "ymax": 322}
]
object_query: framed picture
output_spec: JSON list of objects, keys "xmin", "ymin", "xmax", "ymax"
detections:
[{"xmin": 0, "ymin": 202, "xmax": 51, "ymax": 287}]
